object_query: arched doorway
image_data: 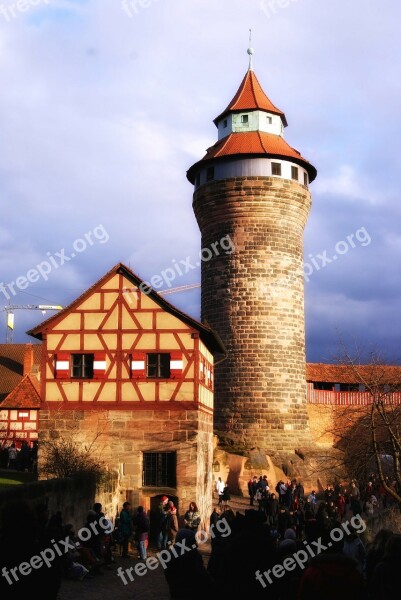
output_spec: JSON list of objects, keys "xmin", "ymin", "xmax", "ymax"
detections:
[{"xmin": 149, "ymin": 494, "xmax": 179, "ymax": 543}]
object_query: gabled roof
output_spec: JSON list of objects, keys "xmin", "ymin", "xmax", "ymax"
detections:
[
  {"xmin": 187, "ymin": 131, "xmax": 317, "ymax": 183},
  {"xmin": 307, "ymin": 363, "xmax": 401, "ymax": 385},
  {"xmin": 214, "ymin": 70, "xmax": 287, "ymax": 127},
  {"xmin": 27, "ymin": 263, "xmax": 226, "ymax": 355},
  {"xmin": 0, "ymin": 344, "xmax": 41, "ymax": 402},
  {"xmin": 0, "ymin": 374, "xmax": 41, "ymax": 409}
]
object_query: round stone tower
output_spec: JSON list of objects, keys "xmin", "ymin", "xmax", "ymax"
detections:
[{"xmin": 187, "ymin": 51, "xmax": 317, "ymax": 456}]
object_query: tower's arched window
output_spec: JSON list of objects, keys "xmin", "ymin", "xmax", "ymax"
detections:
[{"xmin": 241, "ymin": 114, "xmax": 249, "ymax": 124}]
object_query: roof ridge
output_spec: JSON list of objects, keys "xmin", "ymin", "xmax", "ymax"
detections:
[
  {"xmin": 258, "ymin": 130, "xmax": 268, "ymax": 153},
  {"xmin": 214, "ymin": 134, "xmax": 231, "ymax": 159},
  {"xmin": 235, "ymin": 70, "xmax": 250, "ymax": 108}
]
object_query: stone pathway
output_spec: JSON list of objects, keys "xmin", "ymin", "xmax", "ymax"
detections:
[
  {"xmin": 58, "ymin": 551, "xmax": 171, "ymax": 600},
  {"xmin": 58, "ymin": 495, "xmax": 250, "ymax": 599}
]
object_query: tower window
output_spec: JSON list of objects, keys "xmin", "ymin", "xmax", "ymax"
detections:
[
  {"xmin": 241, "ymin": 114, "xmax": 249, "ymax": 124},
  {"xmin": 223, "ymin": 119, "xmax": 228, "ymax": 128},
  {"xmin": 291, "ymin": 166, "xmax": 299, "ymax": 181},
  {"xmin": 206, "ymin": 166, "xmax": 215, "ymax": 181},
  {"xmin": 267, "ymin": 116, "xmax": 273, "ymax": 125},
  {"xmin": 72, "ymin": 354, "xmax": 94, "ymax": 379},
  {"xmin": 304, "ymin": 173, "xmax": 308, "ymax": 186},
  {"xmin": 272, "ymin": 162, "xmax": 282, "ymax": 176}
]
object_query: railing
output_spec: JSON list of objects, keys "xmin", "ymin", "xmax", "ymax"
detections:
[{"xmin": 307, "ymin": 384, "xmax": 401, "ymax": 405}]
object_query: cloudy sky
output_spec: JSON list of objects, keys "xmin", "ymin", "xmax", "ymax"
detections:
[{"xmin": 0, "ymin": 0, "xmax": 400, "ymax": 363}]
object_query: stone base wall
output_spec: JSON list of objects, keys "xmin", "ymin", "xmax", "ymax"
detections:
[{"xmin": 38, "ymin": 407, "xmax": 214, "ymax": 526}]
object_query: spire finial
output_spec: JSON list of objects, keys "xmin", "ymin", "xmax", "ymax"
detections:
[{"xmin": 247, "ymin": 28, "xmax": 254, "ymax": 71}]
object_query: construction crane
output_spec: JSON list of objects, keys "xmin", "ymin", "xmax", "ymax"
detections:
[
  {"xmin": 158, "ymin": 283, "xmax": 200, "ymax": 296},
  {"xmin": 1, "ymin": 283, "xmax": 200, "ymax": 343},
  {"xmin": 2, "ymin": 305, "xmax": 63, "ymax": 343}
]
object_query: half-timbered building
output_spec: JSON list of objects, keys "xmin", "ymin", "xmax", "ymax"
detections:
[
  {"xmin": 0, "ymin": 344, "xmax": 41, "ymax": 451},
  {"xmin": 27, "ymin": 263, "xmax": 224, "ymax": 523}
]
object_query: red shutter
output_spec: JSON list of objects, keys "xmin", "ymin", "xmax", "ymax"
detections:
[
  {"xmin": 93, "ymin": 352, "xmax": 106, "ymax": 379},
  {"xmin": 55, "ymin": 353, "xmax": 70, "ymax": 380},
  {"xmin": 170, "ymin": 352, "xmax": 183, "ymax": 379},
  {"xmin": 131, "ymin": 352, "xmax": 146, "ymax": 379},
  {"xmin": 205, "ymin": 362, "xmax": 213, "ymax": 389},
  {"xmin": 200, "ymin": 359, "xmax": 205, "ymax": 383}
]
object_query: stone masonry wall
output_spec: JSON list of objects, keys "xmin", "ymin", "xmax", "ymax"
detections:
[
  {"xmin": 193, "ymin": 176, "xmax": 313, "ymax": 456},
  {"xmin": 38, "ymin": 408, "xmax": 213, "ymax": 526}
]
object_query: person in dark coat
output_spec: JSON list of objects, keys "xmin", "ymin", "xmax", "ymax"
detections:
[
  {"xmin": 266, "ymin": 492, "xmax": 279, "ymax": 528},
  {"xmin": 164, "ymin": 528, "xmax": 216, "ymax": 599},
  {"xmin": 298, "ymin": 553, "xmax": 365, "ymax": 599},
  {"xmin": 247, "ymin": 476, "xmax": 257, "ymax": 506},
  {"xmin": 119, "ymin": 501, "xmax": 132, "ymax": 558},
  {"xmin": 370, "ymin": 533, "xmax": 401, "ymax": 599},
  {"xmin": 132, "ymin": 506, "xmax": 149, "ymax": 560},
  {"xmin": 0, "ymin": 501, "xmax": 62, "ymax": 599},
  {"xmin": 222, "ymin": 482, "xmax": 231, "ymax": 507}
]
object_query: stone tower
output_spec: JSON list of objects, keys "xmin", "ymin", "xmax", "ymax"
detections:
[{"xmin": 187, "ymin": 50, "xmax": 317, "ymax": 456}]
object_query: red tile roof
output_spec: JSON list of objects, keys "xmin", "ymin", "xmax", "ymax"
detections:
[
  {"xmin": 214, "ymin": 70, "xmax": 287, "ymax": 126},
  {"xmin": 0, "ymin": 344, "xmax": 41, "ymax": 402},
  {"xmin": 1, "ymin": 374, "xmax": 41, "ymax": 409},
  {"xmin": 205, "ymin": 131, "xmax": 303, "ymax": 161},
  {"xmin": 187, "ymin": 131, "xmax": 317, "ymax": 183},
  {"xmin": 307, "ymin": 363, "xmax": 401, "ymax": 384}
]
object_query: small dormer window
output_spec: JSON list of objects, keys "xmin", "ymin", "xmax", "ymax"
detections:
[
  {"xmin": 241, "ymin": 114, "xmax": 249, "ymax": 124},
  {"xmin": 206, "ymin": 166, "xmax": 215, "ymax": 181},
  {"xmin": 223, "ymin": 119, "xmax": 228, "ymax": 128},
  {"xmin": 267, "ymin": 116, "xmax": 273, "ymax": 125},
  {"xmin": 291, "ymin": 166, "xmax": 299, "ymax": 181}
]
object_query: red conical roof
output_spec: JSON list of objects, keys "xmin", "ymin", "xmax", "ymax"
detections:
[
  {"xmin": 187, "ymin": 131, "xmax": 317, "ymax": 183},
  {"xmin": 214, "ymin": 70, "xmax": 287, "ymax": 127}
]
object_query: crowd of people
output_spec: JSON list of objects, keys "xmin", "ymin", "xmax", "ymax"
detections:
[
  {"xmin": 246, "ymin": 473, "xmax": 398, "ymax": 526},
  {"xmin": 193, "ymin": 473, "xmax": 401, "ymax": 599},
  {"xmin": 0, "ymin": 499, "xmax": 118, "ymax": 597},
  {"xmin": 0, "ymin": 440, "xmax": 38, "ymax": 472},
  {"xmin": 202, "ymin": 502, "xmax": 401, "ymax": 599},
  {"xmin": 1, "ymin": 476, "xmax": 400, "ymax": 599},
  {"xmin": 117, "ymin": 500, "xmax": 151, "ymax": 559},
  {"xmin": 157, "ymin": 496, "xmax": 201, "ymax": 550}
]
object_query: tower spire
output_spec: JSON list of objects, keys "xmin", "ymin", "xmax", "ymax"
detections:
[{"xmin": 247, "ymin": 28, "xmax": 254, "ymax": 71}]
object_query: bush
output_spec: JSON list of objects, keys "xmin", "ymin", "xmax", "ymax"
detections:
[{"xmin": 40, "ymin": 439, "xmax": 105, "ymax": 485}]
